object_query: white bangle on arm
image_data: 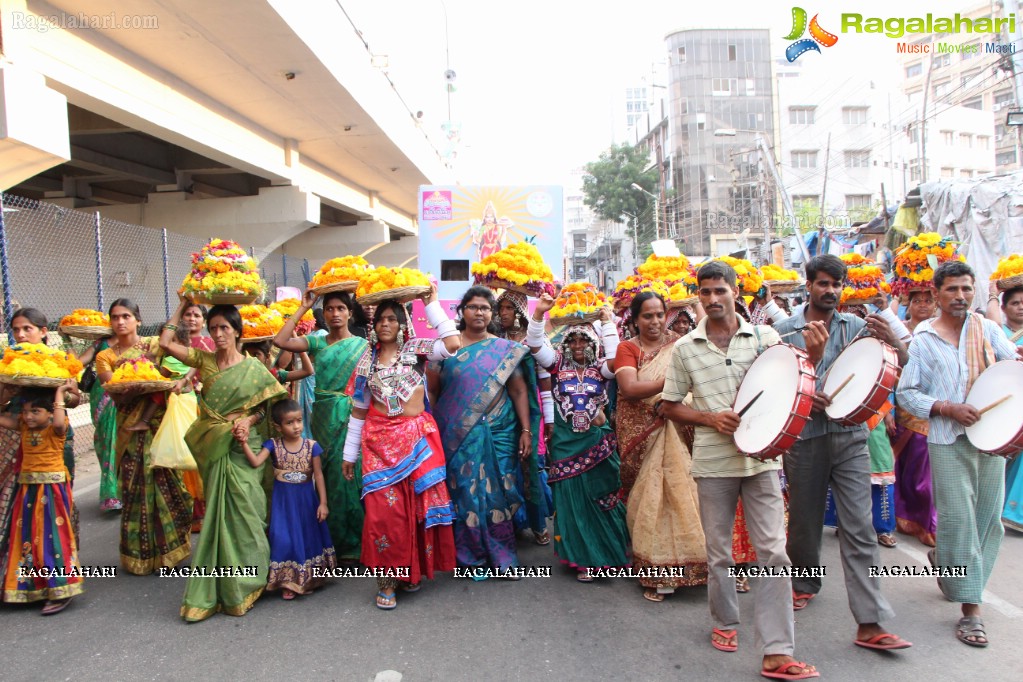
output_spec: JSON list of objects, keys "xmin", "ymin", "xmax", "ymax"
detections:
[
  {"xmin": 877, "ymin": 307, "xmax": 911, "ymax": 342},
  {"xmin": 343, "ymin": 416, "xmax": 365, "ymax": 463},
  {"xmin": 762, "ymin": 299, "xmax": 789, "ymax": 321},
  {"xmin": 540, "ymin": 390, "xmax": 554, "ymax": 423},
  {"xmin": 601, "ymin": 321, "xmax": 619, "ymax": 360},
  {"xmin": 526, "ymin": 317, "xmax": 547, "ymax": 347},
  {"xmin": 531, "ymin": 342, "xmax": 556, "ymax": 368}
]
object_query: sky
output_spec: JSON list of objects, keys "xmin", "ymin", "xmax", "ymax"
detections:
[{"xmin": 343, "ymin": 0, "xmax": 1007, "ymax": 185}]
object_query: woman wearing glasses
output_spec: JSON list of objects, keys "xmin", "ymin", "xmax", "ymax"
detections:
[{"xmin": 429, "ymin": 286, "xmax": 541, "ymax": 575}]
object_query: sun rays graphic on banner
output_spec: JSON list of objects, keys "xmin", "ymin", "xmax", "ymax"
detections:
[{"xmin": 428, "ymin": 186, "xmax": 547, "ymax": 257}]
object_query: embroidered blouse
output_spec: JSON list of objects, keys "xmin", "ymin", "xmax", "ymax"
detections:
[
  {"xmin": 354, "ymin": 338, "xmax": 442, "ymax": 416},
  {"xmin": 552, "ymin": 353, "xmax": 609, "ymax": 432}
]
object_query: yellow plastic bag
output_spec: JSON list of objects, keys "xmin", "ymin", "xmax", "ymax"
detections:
[{"xmin": 149, "ymin": 392, "xmax": 199, "ymax": 471}]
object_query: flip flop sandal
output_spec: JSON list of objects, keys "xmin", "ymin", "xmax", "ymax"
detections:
[
  {"xmin": 576, "ymin": 572, "xmax": 594, "ymax": 583},
  {"xmin": 400, "ymin": 582, "xmax": 422, "ymax": 593},
  {"xmin": 956, "ymin": 616, "xmax": 989, "ymax": 647},
  {"xmin": 534, "ymin": 530, "xmax": 551, "ymax": 546},
  {"xmin": 735, "ymin": 576, "xmax": 751, "ymax": 593},
  {"xmin": 643, "ymin": 589, "xmax": 665, "ymax": 603},
  {"xmin": 760, "ymin": 661, "xmax": 819, "ymax": 680},
  {"xmin": 854, "ymin": 633, "xmax": 913, "ymax": 650},
  {"xmin": 711, "ymin": 627, "xmax": 737, "ymax": 652},
  {"xmin": 282, "ymin": 589, "xmax": 296, "ymax": 600},
  {"xmin": 41, "ymin": 599, "xmax": 71, "ymax": 615},
  {"xmin": 792, "ymin": 592, "xmax": 815, "ymax": 611},
  {"xmin": 877, "ymin": 533, "xmax": 898, "ymax": 548},
  {"xmin": 375, "ymin": 591, "xmax": 397, "ymax": 610}
]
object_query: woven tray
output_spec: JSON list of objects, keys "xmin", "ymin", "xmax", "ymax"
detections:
[
  {"xmin": 309, "ymin": 280, "xmax": 358, "ymax": 296},
  {"xmin": 0, "ymin": 374, "xmax": 66, "ymax": 388},
  {"xmin": 190, "ymin": 292, "xmax": 259, "ymax": 306},
  {"xmin": 59, "ymin": 324, "xmax": 113, "ymax": 340},
  {"xmin": 667, "ymin": 296, "xmax": 698, "ymax": 309},
  {"xmin": 549, "ymin": 311, "xmax": 602, "ymax": 327},
  {"xmin": 477, "ymin": 276, "xmax": 549, "ymax": 297},
  {"xmin": 356, "ymin": 284, "xmax": 432, "ymax": 305},
  {"xmin": 102, "ymin": 380, "xmax": 177, "ymax": 395},
  {"xmin": 995, "ymin": 273, "xmax": 1023, "ymax": 291},
  {"xmin": 764, "ymin": 279, "xmax": 803, "ymax": 294},
  {"xmin": 240, "ymin": 335, "xmax": 275, "ymax": 344}
]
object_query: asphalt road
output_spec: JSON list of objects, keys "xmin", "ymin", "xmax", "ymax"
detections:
[{"xmin": 2, "ymin": 455, "xmax": 1021, "ymax": 682}]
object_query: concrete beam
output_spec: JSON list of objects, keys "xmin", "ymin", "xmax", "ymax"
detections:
[
  {"xmin": 68, "ymin": 144, "xmax": 177, "ymax": 185},
  {"xmin": 0, "ymin": 63, "xmax": 71, "ymax": 190}
]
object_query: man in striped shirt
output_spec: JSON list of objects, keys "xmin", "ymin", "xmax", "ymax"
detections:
[
  {"xmin": 663, "ymin": 260, "xmax": 826, "ymax": 681},
  {"xmin": 898, "ymin": 261, "xmax": 1022, "ymax": 648}
]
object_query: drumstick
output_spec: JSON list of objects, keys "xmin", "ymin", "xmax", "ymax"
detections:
[
  {"xmin": 978, "ymin": 394, "xmax": 1011, "ymax": 416},
  {"xmin": 778, "ymin": 326, "xmax": 808, "ymax": 340},
  {"xmin": 826, "ymin": 374, "xmax": 855, "ymax": 402},
  {"xmin": 736, "ymin": 390, "xmax": 764, "ymax": 418}
]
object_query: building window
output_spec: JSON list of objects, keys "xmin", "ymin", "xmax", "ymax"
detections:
[
  {"xmin": 941, "ymin": 130, "xmax": 954, "ymax": 145},
  {"xmin": 934, "ymin": 54, "xmax": 951, "ymax": 68},
  {"xmin": 842, "ymin": 107, "xmax": 868, "ymax": 124},
  {"xmin": 792, "ymin": 194, "xmax": 820, "ymax": 207},
  {"xmin": 961, "ymin": 70, "xmax": 981, "ymax": 87},
  {"xmin": 711, "ymin": 78, "xmax": 737, "ymax": 96},
  {"xmin": 940, "ymin": 167, "xmax": 954, "ymax": 178},
  {"xmin": 905, "ymin": 63, "xmax": 922, "ymax": 78},
  {"xmin": 728, "ymin": 44, "xmax": 737, "ymax": 61},
  {"xmin": 933, "ymin": 81, "xmax": 953, "ymax": 99},
  {"xmin": 909, "ymin": 126, "xmax": 920, "ymax": 144},
  {"xmin": 960, "ymin": 169, "xmax": 974, "ymax": 179},
  {"xmin": 677, "ymin": 46, "xmax": 686, "ymax": 64},
  {"xmin": 845, "ymin": 195, "xmax": 871, "ymax": 210},
  {"xmin": 995, "ymin": 90, "xmax": 1014, "ymax": 107},
  {"xmin": 963, "ymin": 96, "xmax": 983, "ymax": 110},
  {"xmin": 962, "ymin": 43, "xmax": 979, "ymax": 60},
  {"xmin": 996, "ymin": 149, "xmax": 1018, "ymax": 166},
  {"xmin": 977, "ymin": 135, "xmax": 990, "ymax": 149},
  {"xmin": 910, "ymin": 166, "xmax": 921, "ymax": 182},
  {"xmin": 791, "ymin": 151, "xmax": 818, "ymax": 168},
  {"xmin": 844, "ymin": 150, "xmax": 870, "ymax": 168},
  {"xmin": 961, "ymin": 133, "xmax": 973, "ymax": 148},
  {"xmin": 789, "ymin": 106, "xmax": 816, "ymax": 124}
]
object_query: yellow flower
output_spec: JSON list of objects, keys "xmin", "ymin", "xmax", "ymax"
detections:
[
  {"xmin": 713, "ymin": 256, "xmax": 763, "ymax": 295},
  {"xmin": 355, "ymin": 267, "xmax": 430, "ymax": 297},
  {"xmin": 60, "ymin": 309, "xmax": 111, "ymax": 327},
  {"xmin": 991, "ymin": 254, "xmax": 1023, "ymax": 280},
  {"xmin": 0, "ymin": 343, "xmax": 84, "ymax": 379}
]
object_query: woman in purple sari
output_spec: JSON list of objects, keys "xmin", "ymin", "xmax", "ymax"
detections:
[{"xmin": 892, "ymin": 290, "xmax": 937, "ymax": 546}]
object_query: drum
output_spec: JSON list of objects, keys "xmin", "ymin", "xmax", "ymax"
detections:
[
  {"xmin": 733, "ymin": 344, "xmax": 816, "ymax": 460},
  {"xmin": 964, "ymin": 360, "xmax": 1023, "ymax": 456},
  {"xmin": 823, "ymin": 337, "xmax": 900, "ymax": 426}
]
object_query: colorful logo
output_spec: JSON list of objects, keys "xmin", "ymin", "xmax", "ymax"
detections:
[{"xmin": 784, "ymin": 7, "xmax": 838, "ymax": 62}]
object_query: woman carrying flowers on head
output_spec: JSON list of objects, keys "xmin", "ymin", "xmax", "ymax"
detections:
[
  {"xmin": 273, "ymin": 290, "xmax": 369, "ymax": 562},
  {"xmin": 160, "ymin": 296, "xmax": 287, "ymax": 621},
  {"xmin": 95, "ymin": 299, "xmax": 193, "ymax": 575},
  {"xmin": 429, "ymin": 287, "xmax": 542, "ymax": 571},
  {"xmin": 340, "ymin": 285, "xmax": 460, "ymax": 609},
  {"xmin": 526, "ymin": 294, "xmax": 629, "ymax": 580}
]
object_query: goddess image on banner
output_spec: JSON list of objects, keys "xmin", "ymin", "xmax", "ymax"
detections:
[{"xmin": 470, "ymin": 201, "xmax": 514, "ymax": 261}]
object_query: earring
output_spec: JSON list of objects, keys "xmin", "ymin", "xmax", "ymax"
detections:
[
  {"xmin": 513, "ymin": 316, "xmax": 521, "ymax": 330},
  {"xmin": 585, "ymin": 347, "xmax": 596, "ymax": 364},
  {"xmin": 396, "ymin": 325, "xmax": 406, "ymax": 347},
  {"xmin": 369, "ymin": 329, "xmax": 378, "ymax": 346}
]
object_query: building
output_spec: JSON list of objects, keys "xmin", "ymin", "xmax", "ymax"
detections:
[
  {"xmin": 663, "ymin": 28, "xmax": 776, "ymax": 257},
  {"xmin": 563, "ymin": 168, "xmax": 635, "ymax": 292},
  {"xmin": 897, "ymin": 1, "xmax": 1021, "ymax": 173}
]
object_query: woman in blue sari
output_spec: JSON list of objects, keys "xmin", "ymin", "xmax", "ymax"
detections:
[{"xmin": 430, "ymin": 287, "xmax": 540, "ymax": 572}]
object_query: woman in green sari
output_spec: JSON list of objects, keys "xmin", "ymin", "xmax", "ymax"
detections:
[
  {"xmin": 274, "ymin": 289, "xmax": 369, "ymax": 561},
  {"xmin": 95, "ymin": 299, "xmax": 193, "ymax": 575},
  {"xmin": 161, "ymin": 297, "xmax": 287, "ymax": 621},
  {"xmin": 79, "ymin": 338, "xmax": 120, "ymax": 511}
]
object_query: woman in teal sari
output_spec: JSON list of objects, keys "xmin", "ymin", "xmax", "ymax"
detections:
[
  {"xmin": 429, "ymin": 287, "xmax": 540, "ymax": 572},
  {"xmin": 161, "ymin": 297, "xmax": 287, "ymax": 621},
  {"xmin": 274, "ymin": 290, "xmax": 369, "ymax": 561},
  {"xmin": 527, "ymin": 294, "xmax": 629, "ymax": 580},
  {"xmin": 79, "ymin": 338, "xmax": 120, "ymax": 511}
]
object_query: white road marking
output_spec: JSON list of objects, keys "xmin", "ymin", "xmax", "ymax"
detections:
[{"xmin": 897, "ymin": 543, "xmax": 1023, "ymax": 618}]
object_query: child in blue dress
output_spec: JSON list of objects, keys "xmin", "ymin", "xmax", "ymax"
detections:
[{"xmin": 240, "ymin": 399, "xmax": 335, "ymax": 599}]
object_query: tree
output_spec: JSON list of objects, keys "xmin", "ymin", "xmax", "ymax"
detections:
[{"xmin": 582, "ymin": 143, "xmax": 660, "ymax": 223}]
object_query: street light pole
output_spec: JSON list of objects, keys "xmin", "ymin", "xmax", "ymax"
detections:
[{"xmin": 631, "ymin": 183, "xmax": 660, "ymax": 240}]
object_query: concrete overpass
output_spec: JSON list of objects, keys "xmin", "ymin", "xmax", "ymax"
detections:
[{"xmin": 0, "ymin": 0, "xmax": 452, "ymax": 267}]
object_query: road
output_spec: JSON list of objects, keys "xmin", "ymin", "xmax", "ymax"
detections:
[{"xmin": 2, "ymin": 454, "xmax": 1021, "ymax": 681}]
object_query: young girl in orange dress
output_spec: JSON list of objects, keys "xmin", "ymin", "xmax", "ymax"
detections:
[{"xmin": 0, "ymin": 382, "xmax": 83, "ymax": 614}]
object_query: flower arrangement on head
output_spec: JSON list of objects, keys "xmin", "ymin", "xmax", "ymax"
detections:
[
  {"xmin": 713, "ymin": 256, "xmax": 764, "ymax": 296},
  {"xmin": 107, "ymin": 356, "xmax": 164, "ymax": 384},
  {"xmin": 636, "ymin": 254, "xmax": 698, "ymax": 292},
  {"xmin": 308, "ymin": 256, "xmax": 372, "ymax": 291},
  {"xmin": 238, "ymin": 304, "xmax": 285, "ymax": 339},
  {"xmin": 356, "ymin": 266, "xmax": 431, "ymax": 297},
  {"xmin": 760, "ymin": 264, "xmax": 801, "ymax": 283},
  {"xmin": 550, "ymin": 282, "xmax": 608, "ymax": 321},
  {"xmin": 471, "ymin": 240, "xmax": 556, "ymax": 297},
  {"xmin": 891, "ymin": 232, "xmax": 964, "ymax": 298},
  {"xmin": 666, "ymin": 282, "xmax": 699, "ymax": 307},
  {"xmin": 990, "ymin": 253, "xmax": 1023, "ymax": 290},
  {"xmin": 180, "ymin": 238, "xmax": 264, "ymax": 299},
  {"xmin": 270, "ymin": 299, "xmax": 316, "ymax": 335},
  {"xmin": 839, "ymin": 253, "xmax": 891, "ymax": 305},
  {"xmin": 612, "ymin": 275, "xmax": 670, "ymax": 311},
  {"xmin": 0, "ymin": 343, "xmax": 83, "ymax": 379},
  {"xmin": 60, "ymin": 309, "xmax": 110, "ymax": 328}
]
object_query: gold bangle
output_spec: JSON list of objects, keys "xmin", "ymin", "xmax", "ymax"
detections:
[
  {"xmin": 521, "ymin": 428, "xmax": 532, "ymax": 435},
  {"xmin": 53, "ymin": 403, "xmax": 66, "ymax": 409}
]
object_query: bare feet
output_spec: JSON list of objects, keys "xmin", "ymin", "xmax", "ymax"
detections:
[{"xmin": 125, "ymin": 421, "xmax": 151, "ymax": 432}]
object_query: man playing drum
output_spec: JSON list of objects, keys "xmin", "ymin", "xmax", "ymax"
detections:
[
  {"xmin": 773, "ymin": 254, "xmax": 912, "ymax": 652},
  {"xmin": 662, "ymin": 260, "xmax": 826, "ymax": 681},
  {"xmin": 897, "ymin": 261, "xmax": 1022, "ymax": 648}
]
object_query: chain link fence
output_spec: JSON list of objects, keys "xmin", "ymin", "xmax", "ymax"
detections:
[{"xmin": 0, "ymin": 193, "xmax": 311, "ymax": 458}]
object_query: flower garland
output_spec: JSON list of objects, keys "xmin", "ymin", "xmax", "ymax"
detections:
[
  {"xmin": 308, "ymin": 256, "xmax": 372, "ymax": 289},
  {"xmin": 636, "ymin": 254, "xmax": 697, "ymax": 288},
  {"xmin": 839, "ymin": 253, "xmax": 891, "ymax": 304},
  {"xmin": 891, "ymin": 232, "xmax": 964, "ymax": 297},
  {"xmin": 612, "ymin": 275, "xmax": 669, "ymax": 310},
  {"xmin": 990, "ymin": 254, "xmax": 1023, "ymax": 281},
  {"xmin": 713, "ymin": 256, "xmax": 764, "ymax": 296},
  {"xmin": 471, "ymin": 242, "xmax": 556, "ymax": 296},
  {"xmin": 180, "ymin": 238, "xmax": 264, "ymax": 297},
  {"xmin": 270, "ymin": 299, "xmax": 316, "ymax": 335},
  {"xmin": 551, "ymin": 282, "xmax": 607, "ymax": 318},
  {"xmin": 0, "ymin": 343, "xmax": 84, "ymax": 379},
  {"xmin": 239, "ymin": 304, "xmax": 285, "ymax": 339},
  {"xmin": 356, "ymin": 266, "xmax": 431, "ymax": 297},
  {"xmin": 760, "ymin": 264, "xmax": 801, "ymax": 282},
  {"xmin": 107, "ymin": 356, "xmax": 164, "ymax": 383},
  {"xmin": 60, "ymin": 309, "xmax": 110, "ymax": 327}
]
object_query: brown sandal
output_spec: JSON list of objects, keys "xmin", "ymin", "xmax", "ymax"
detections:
[
  {"xmin": 41, "ymin": 598, "xmax": 71, "ymax": 615},
  {"xmin": 643, "ymin": 588, "xmax": 665, "ymax": 602}
]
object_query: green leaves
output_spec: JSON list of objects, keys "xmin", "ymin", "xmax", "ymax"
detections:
[{"xmin": 581, "ymin": 143, "xmax": 660, "ymax": 224}]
